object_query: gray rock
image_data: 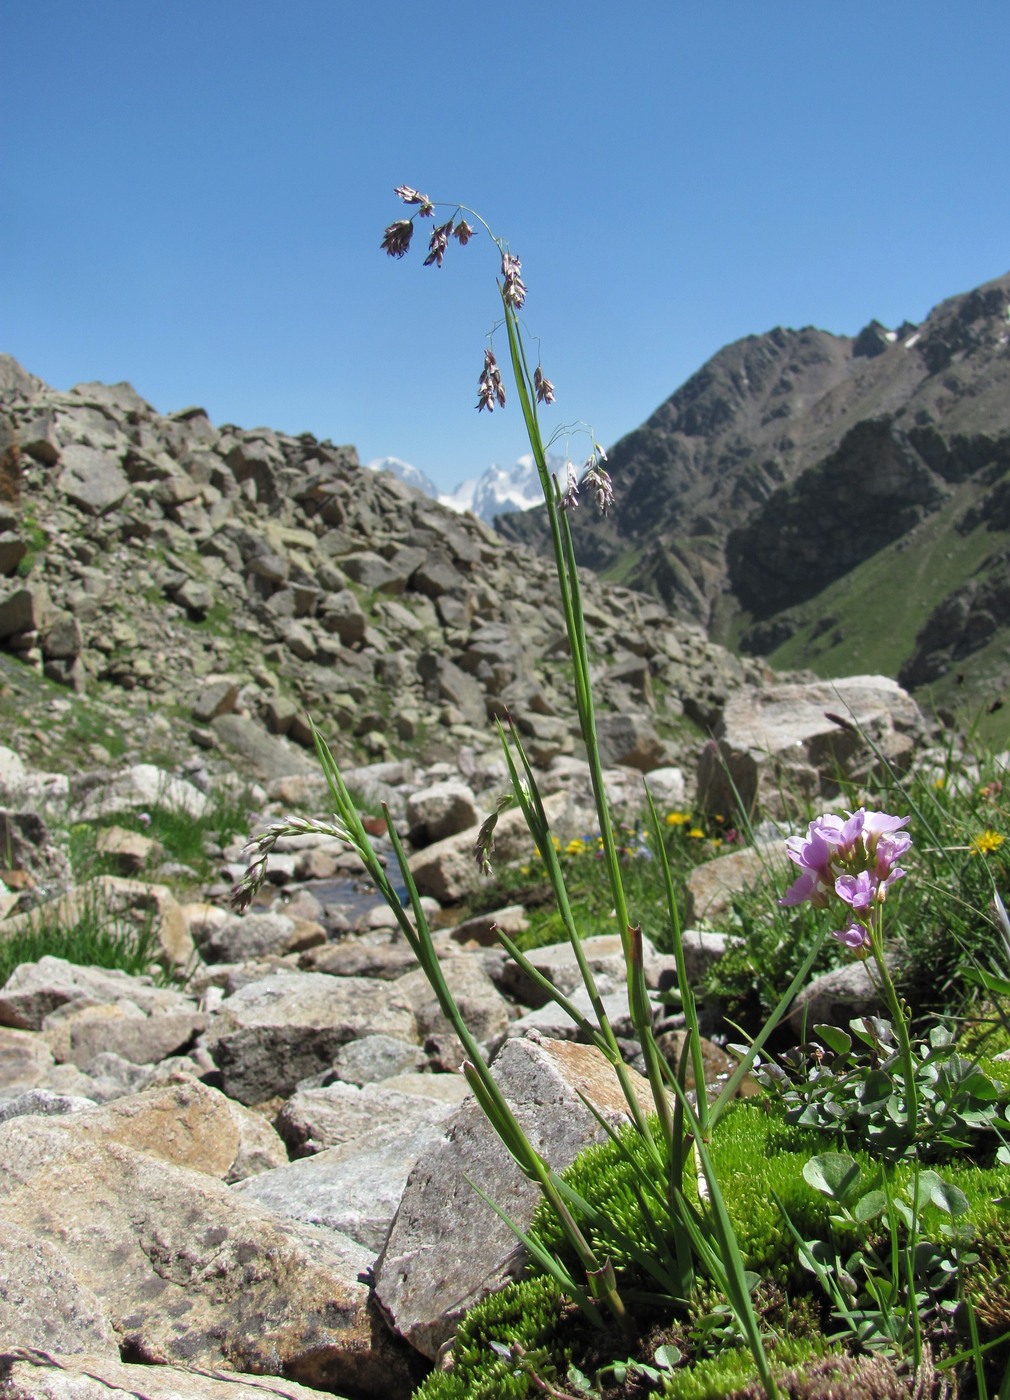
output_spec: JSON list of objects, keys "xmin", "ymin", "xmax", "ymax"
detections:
[
  {"xmin": 396, "ymin": 957, "xmax": 512, "ymax": 1070},
  {"xmin": 0, "ymin": 583, "xmax": 50, "ymax": 639},
  {"xmin": 0, "ymin": 1220, "xmax": 118, "ymax": 1356},
  {"xmin": 788, "ymin": 958, "xmax": 892, "ymax": 1037},
  {"xmin": 0, "ymin": 956, "xmax": 198, "ymax": 1032},
  {"xmin": 212, "ymin": 713, "xmax": 317, "ymax": 780},
  {"xmin": 406, "ymin": 779, "xmax": 479, "ymax": 845},
  {"xmin": 330, "ymin": 1033, "xmax": 426, "ymax": 1086},
  {"xmin": 57, "ymin": 443, "xmax": 131, "ymax": 515},
  {"xmin": 596, "ymin": 712, "xmax": 667, "ymax": 770},
  {"xmin": 374, "ymin": 1031, "xmax": 662, "ymax": 1359},
  {"xmin": 204, "ymin": 971, "xmax": 417, "ymax": 1104},
  {"xmin": 73, "ymin": 763, "xmax": 208, "ymax": 820},
  {"xmin": 0, "ymin": 1088, "xmax": 98, "ymax": 1121},
  {"xmin": 698, "ymin": 676, "xmax": 926, "ymax": 820},
  {"xmin": 0, "ymin": 532, "xmax": 26, "ymax": 577},
  {"xmin": 235, "ymin": 1114, "xmax": 449, "ymax": 1254},
  {"xmin": 0, "ymin": 1114, "xmax": 414, "ymax": 1397},
  {"xmin": 0, "ymin": 1351, "xmax": 338, "ymax": 1399},
  {"xmin": 196, "ymin": 911, "xmax": 297, "ymax": 964}
]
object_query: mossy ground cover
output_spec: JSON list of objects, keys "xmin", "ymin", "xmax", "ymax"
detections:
[{"xmin": 420, "ymin": 1099, "xmax": 1010, "ymax": 1398}]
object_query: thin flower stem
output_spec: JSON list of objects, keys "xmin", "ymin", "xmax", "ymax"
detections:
[{"xmin": 869, "ymin": 905, "xmax": 919, "ymax": 1142}]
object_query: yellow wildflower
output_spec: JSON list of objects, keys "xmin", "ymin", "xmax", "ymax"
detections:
[
  {"xmin": 665, "ymin": 812, "xmax": 692, "ymax": 826},
  {"xmin": 971, "ymin": 830, "xmax": 1005, "ymax": 856}
]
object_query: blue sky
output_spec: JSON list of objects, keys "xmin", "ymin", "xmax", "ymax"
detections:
[{"xmin": 3, "ymin": 2, "xmax": 1008, "ymax": 492}]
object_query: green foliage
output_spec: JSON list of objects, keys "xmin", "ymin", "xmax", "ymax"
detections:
[
  {"xmin": 657, "ymin": 1340, "xmax": 823, "ymax": 1400},
  {"xmin": 14, "ymin": 512, "xmax": 48, "ymax": 578},
  {"xmin": 756, "ymin": 1018, "xmax": 1010, "ymax": 1162},
  {"xmin": 468, "ymin": 811, "xmax": 733, "ymax": 956},
  {"xmin": 703, "ymin": 737, "xmax": 1010, "ymax": 1033},
  {"xmin": 66, "ymin": 787, "xmax": 250, "ymax": 886},
  {"xmin": 0, "ymin": 886, "xmax": 162, "ymax": 986},
  {"xmin": 412, "ymin": 1276, "xmax": 570, "ymax": 1400}
]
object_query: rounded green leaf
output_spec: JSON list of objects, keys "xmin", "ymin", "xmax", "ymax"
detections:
[
  {"xmin": 803, "ymin": 1152, "xmax": 862, "ymax": 1203},
  {"xmin": 815, "ymin": 1024, "xmax": 852, "ymax": 1054}
]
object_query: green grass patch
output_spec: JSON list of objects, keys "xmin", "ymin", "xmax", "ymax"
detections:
[{"xmin": 0, "ymin": 888, "xmax": 163, "ymax": 987}]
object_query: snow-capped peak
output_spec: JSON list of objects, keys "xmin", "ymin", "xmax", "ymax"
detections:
[{"xmin": 367, "ymin": 452, "xmax": 567, "ymax": 523}]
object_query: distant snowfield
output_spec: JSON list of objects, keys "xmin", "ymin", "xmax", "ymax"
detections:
[{"xmin": 366, "ymin": 452, "xmax": 562, "ymax": 523}]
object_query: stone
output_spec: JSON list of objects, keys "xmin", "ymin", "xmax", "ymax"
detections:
[
  {"xmin": 93, "ymin": 824, "xmax": 158, "ymax": 874},
  {"xmin": 211, "ymin": 713, "xmax": 317, "ymax": 780},
  {"xmin": 330, "ymin": 1033, "xmax": 426, "ymax": 1086},
  {"xmin": 595, "ymin": 712, "xmax": 667, "ymax": 770},
  {"xmin": 374, "ymin": 1031, "xmax": 663, "ymax": 1359},
  {"xmin": 0, "ymin": 1220, "xmax": 118, "ymax": 1356},
  {"xmin": 319, "ymin": 587, "xmax": 367, "ymax": 643},
  {"xmin": 42, "ymin": 1000, "xmax": 207, "ymax": 1069},
  {"xmin": 685, "ymin": 841, "xmax": 790, "ymax": 923},
  {"xmin": 191, "ymin": 679, "xmax": 239, "ymax": 722},
  {"xmin": 406, "ymin": 779, "xmax": 480, "ymax": 846},
  {"xmin": 0, "ymin": 584, "xmax": 50, "ymax": 639},
  {"xmin": 203, "ymin": 971, "xmax": 418, "ymax": 1104},
  {"xmin": 396, "ymin": 956, "xmax": 513, "ymax": 1070},
  {"xmin": 274, "ymin": 1078, "xmax": 456, "ymax": 1158},
  {"xmin": 195, "ymin": 910, "xmax": 296, "ymax": 964},
  {"xmin": 57, "ymin": 444, "xmax": 132, "ymax": 515},
  {"xmin": 0, "ymin": 533, "xmax": 26, "ymax": 577},
  {"xmin": 235, "ymin": 1113, "xmax": 450, "ymax": 1254},
  {"xmin": 41, "ymin": 612, "xmax": 83, "ymax": 660},
  {"xmin": 0, "ymin": 1026, "xmax": 59, "ymax": 1098},
  {"xmin": 0, "ymin": 1351, "xmax": 341, "ymax": 1398},
  {"xmin": 0, "ymin": 956, "xmax": 196, "ymax": 1032},
  {"xmin": 788, "ymin": 959, "xmax": 892, "ymax": 1038},
  {"xmin": 0, "ymin": 1119, "xmax": 416, "ymax": 1397},
  {"xmin": 0, "ymin": 1088, "xmax": 97, "ymax": 1122},
  {"xmin": 697, "ymin": 676, "xmax": 926, "ymax": 820},
  {"xmin": 74, "ymin": 763, "xmax": 208, "ymax": 821}
]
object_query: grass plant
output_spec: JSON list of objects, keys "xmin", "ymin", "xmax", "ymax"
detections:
[
  {"xmin": 0, "ymin": 885, "xmax": 161, "ymax": 987},
  {"xmin": 233, "ymin": 189, "xmax": 1010, "ymax": 1398}
]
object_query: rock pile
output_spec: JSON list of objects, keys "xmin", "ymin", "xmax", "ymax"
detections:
[{"xmin": 0, "ymin": 353, "xmax": 770, "ymax": 785}]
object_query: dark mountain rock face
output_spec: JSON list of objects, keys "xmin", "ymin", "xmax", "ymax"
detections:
[{"xmin": 497, "ymin": 272, "xmax": 1010, "ymax": 716}]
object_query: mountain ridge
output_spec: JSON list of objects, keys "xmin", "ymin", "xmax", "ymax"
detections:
[{"xmin": 496, "ymin": 270, "xmax": 1010, "ymax": 731}]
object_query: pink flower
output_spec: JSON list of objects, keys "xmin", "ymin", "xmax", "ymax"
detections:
[
  {"xmin": 831, "ymin": 920, "xmax": 872, "ymax": 955},
  {"xmin": 779, "ymin": 807, "xmax": 911, "ymax": 922}
]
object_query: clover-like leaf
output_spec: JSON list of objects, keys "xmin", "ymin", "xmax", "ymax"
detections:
[
  {"xmin": 915, "ymin": 1170, "xmax": 970, "ymax": 1218},
  {"xmin": 653, "ymin": 1344, "xmax": 682, "ymax": 1370},
  {"xmin": 815, "ymin": 1023, "xmax": 852, "ymax": 1055},
  {"xmin": 853, "ymin": 1189, "xmax": 887, "ymax": 1223},
  {"xmin": 803, "ymin": 1152, "xmax": 862, "ymax": 1204}
]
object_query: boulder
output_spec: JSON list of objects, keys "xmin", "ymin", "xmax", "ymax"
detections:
[
  {"xmin": 0, "ymin": 1351, "xmax": 338, "ymax": 1399},
  {"xmin": 0, "ymin": 1220, "xmax": 118, "ymax": 1356},
  {"xmin": 57, "ymin": 443, "xmax": 132, "ymax": 515},
  {"xmin": 697, "ymin": 676, "xmax": 926, "ymax": 820},
  {"xmin": 203, "ymin": 971, "xmax": 417, "ymax": 1104},
  {"xmin": 73, "ymin": 763, "xmax": 208, "ymax": 821},
  {"xmin": 0, "ymin": 1115, "xmax": 417, "ymax": 1396},
  {"xmin": 685, "ymin": 841, "xmax": 790, "ymax": 923},
  {"xmin": 374, "ymin": 1031, "xmax": 662, "ymax": 1359}
]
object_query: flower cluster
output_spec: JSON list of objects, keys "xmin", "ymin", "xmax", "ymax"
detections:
[
  {"xmin": 381, "ymin": 186, "xmax": 474, "ymax": 264},
  {"xmin": 477, "ymin": 349, "xmax": 506, "ymax": 413},
  {"xmin": 780, "ymin": 808, "xmax": 912, "ymax": 954},
  {"xmin": 582, "ymin": 447, "xmax": 614, "ymax": 516},
  {"xmin": 500, "ymin": 251, "xmax": 526, "ymax": 309},
  {"xmin": 381, "ymin": 184, "xmax": 616, "ymax": 517}
]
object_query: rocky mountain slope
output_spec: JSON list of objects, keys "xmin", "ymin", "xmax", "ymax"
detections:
[
  {"xmin": 497, "ymin": 272, "xmax": 1010, "ymax": 733},
  {"xmin": 0, "ymin": 353, "xmax": 775, "ymax": 789}
]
